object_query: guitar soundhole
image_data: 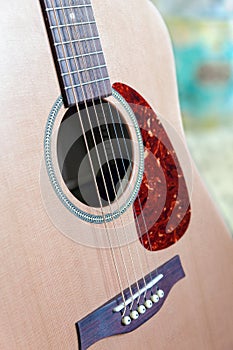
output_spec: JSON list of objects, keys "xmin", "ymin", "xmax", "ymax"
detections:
[{"xmin": 57, "ymin": 99, "xmax": 133, "ymax": 208}]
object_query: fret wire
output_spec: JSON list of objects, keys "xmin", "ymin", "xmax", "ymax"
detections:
[
  {"xmin": 42, "ymin": 0, "xmax": 112, "ymax": 105},
  {"xmin": 61, "ymin": 64, "xmax": 107, "ymax": 76},
  {"xmin": 50, "ymin": 20, "xmax": 95, "ymax": 29},
  {"xmin": 45, "ymin": 4, "xmax": 91, "ymax": 11},
  {"xmin": 54, "ymin": 36, "xmax": 100, "ymax": 46},
  {"xmin": 71, "ymin": 3, "xmax": 95, "ymax": 22},
  {"xmin": 53, "ymin": 4, "xmax": 86, "ymax": 87},
  {"xmin": 64, "ymin": 77, "xmax": 110, "ymax": 90},
  {"xmin": 46, "ymin": 0, "xmax": 77, "ymax": 103},
  {"xmin": 57, "ymin": 50, "xmax": 103, "ymax": 62}
]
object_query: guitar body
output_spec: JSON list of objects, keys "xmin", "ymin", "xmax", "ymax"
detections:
[{"xmin": 0, "ymin": 1, "xmax": 232, "ymax": 349}]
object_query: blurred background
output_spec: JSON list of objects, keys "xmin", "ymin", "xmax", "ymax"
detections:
[{"xmin": 152, "ymin": 0, "xmax": 233, "ymax": 235}]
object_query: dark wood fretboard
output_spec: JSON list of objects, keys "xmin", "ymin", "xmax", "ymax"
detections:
[{"xmin": 40, "ymin": 0, "xmax": 112, "ymax": 107}]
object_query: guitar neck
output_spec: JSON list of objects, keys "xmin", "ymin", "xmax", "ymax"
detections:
[{"xmin": 40, "ymin": 0, "xmax": 112, "ymax": 107}]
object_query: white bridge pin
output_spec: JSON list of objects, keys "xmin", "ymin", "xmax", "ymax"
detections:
[
  {"xmin": 151, "ymin": 294, "xmax": 159, "ymax": 303},
  {"xmin": 121, "ymin": 316, "xmax": 131, "ymax": 326},
  {"xmin": 156, "ymin": 289, "xmax": 164, "ymax": 298},
  {"xmin": 113, "ymin": 274, "xmax": 164, "ymax": 314},
  {"xmin": 137, "ymin": 304, "xmax": 146, "ymax": 314},
  {"xmin": 144, "ymin": 299, "xmax": 153, "ymax": 309},
  {"xmin": 130, "ymin": 310, "xmax": 139, "ymax": 320}
]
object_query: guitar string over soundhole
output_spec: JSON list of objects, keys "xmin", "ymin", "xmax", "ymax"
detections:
[{"xmin": 57, "ymin": 99, "xmax": 134, "ymax": 209}]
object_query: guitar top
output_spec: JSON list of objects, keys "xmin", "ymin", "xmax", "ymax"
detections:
[{"xmin": 0, "ymin": 1, "xmax": 233, "ymax": 349}]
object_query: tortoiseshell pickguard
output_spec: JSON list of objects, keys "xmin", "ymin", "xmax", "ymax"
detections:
[{"xmin": 113, "ymin": 83, "xmax": 191, "ymax": 251}]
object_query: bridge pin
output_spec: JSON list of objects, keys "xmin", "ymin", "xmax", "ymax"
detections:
[
  {"xmin": 130, "ymin": 310, "xmax": 139, "ymax": 320},
  {"xmin": 156, "ymin": 289, "xmax": 164, "ymax": 298},
  {"xmin": 144, "ymin": 299, "xmax": 153, "ymax": 309},
  {"xmin": 121, "ymin": 316, "xmax": 131, "ymax": 326},
  {"xmin": 137, "ymin": 304, "xmax": 146, "ymax": 314},
  {"xmin": 151, "ymin": 294, "xmax": 159, "ymax": 303}
]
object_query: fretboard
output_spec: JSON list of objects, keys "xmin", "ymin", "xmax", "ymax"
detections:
[{"xmin": 40, "ymin": 0, "xmax": 112, "ymax": 107}]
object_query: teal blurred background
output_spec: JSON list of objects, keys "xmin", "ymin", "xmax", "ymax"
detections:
[{"xmin": 152, "ymin": 0, "xmax": 233, "ymax": 234}]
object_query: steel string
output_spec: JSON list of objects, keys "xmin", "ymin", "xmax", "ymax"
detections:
[
  {"xmin": 80, "ymin": 0, "xmax": 158, "ymax": 298},
  {"xmin": 68, "ymin": 0, "xmax": 145, "ymax": 308},
  {"xmin": 50, "ymin": 0, "xmax": 128, "ymax": 312}
]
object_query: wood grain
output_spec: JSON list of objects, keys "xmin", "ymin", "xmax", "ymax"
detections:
[{"xmin": 0, "ymin": 1, "xmax": 232, "ymax": 349}]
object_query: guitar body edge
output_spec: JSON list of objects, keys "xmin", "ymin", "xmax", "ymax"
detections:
[{"xmin": 0, "ymin": 1, "xmax": 232, "ymax": 349}]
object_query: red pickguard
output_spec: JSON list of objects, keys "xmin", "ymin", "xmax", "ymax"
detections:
[{"xmin": 113, "ymin": 83, "xmax": 191, "ymax": 251}]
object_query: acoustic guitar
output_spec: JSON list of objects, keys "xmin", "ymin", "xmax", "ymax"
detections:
[{"xmin": 0, "ymin": 0, "xmax": 232, "ymax": 349}]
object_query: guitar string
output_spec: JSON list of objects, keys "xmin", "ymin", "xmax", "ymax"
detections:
[
  {"xmin": 70, "ymin": 0, "xmax": 159, "ymax": 304},
  {"xmin": 49, "ymin": 0, "xmax": 103, "ymax": 262},
  {"xmin": 49, "ymin": 0, "xmax": 127, "ymax": 311},
  {"xmin": 50, "ymin": 0, "xmax": 160, "ymax": 313},
  {"xmin": 68, "ymin": 0, "xmax": 147, "ymax": 307},
  {"xmin": 55, "ymin": 0, "xmax": 136, "ymax": 313},
  {"xmin": 54, "ymin": 0, "xmax": 129, "ymax": 301},
  {"xmin": 55, "ymin": 0, "xmax": 157, "ymax": 308},
  {"xmin": 62, "ymin": 0, "xmax": 140, "ymax": 310},
  {"xmin": 80, "ymin": 0, "xmax": 158, "ymax": 295},
  {"xmin": 79, "ymin": 0, "xmax": 152, "ymax": 303},
  {"xmin": 51, "ymin": 0, "xmax": 129, "ymax": 309},
  {"xmin": 62, "ymin": 0, "xmax": 141, "ymax": 313}
]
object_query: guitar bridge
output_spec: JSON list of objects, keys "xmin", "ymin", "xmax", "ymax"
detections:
[{"xmin": 76, "ymin": 255, "xmax": 185, "ymax": 350}]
